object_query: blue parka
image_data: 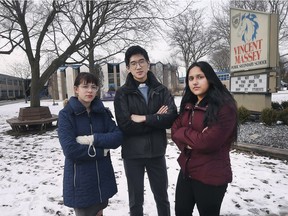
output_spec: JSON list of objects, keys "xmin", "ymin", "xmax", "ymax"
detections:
[{"xmin": 58, "ymin": 96, "xmax": 123, "ymax": 208}]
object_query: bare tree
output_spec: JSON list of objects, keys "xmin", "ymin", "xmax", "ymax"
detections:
[
  {"xmin": 0, "ymin": 0, "xmax": 182, "ymax": 108},
  {"xmin": 208, "ymin": 3, "xmax": 231, "ymax": 70},
  {"xmin": 166, "ymin": 8, "xmax": 217, "ymax": 70},
  {"xmin": 0, "ymin": 0, "xmax": 83, "ymax": 107},
  {"xmin": 230, "ymin": 0, "xmax": 268, "ymax": 11},
  {"xmin": 53, "ymin": 1, "xmax": 157, "ymax": 73},
  {"xmin": 210, "ymin": 46, "xmax": 230, "ymax": 72},
  {"xmin": 7, "ymin": 59, "xmax": 31, "ymax": 103},
  {"xmin": 8, "ymin": 60, "xmax": 31, "ymax": 80},
  {"xmin": 269, "ymin": 1, "xmax": 288, "ymax": 66}
]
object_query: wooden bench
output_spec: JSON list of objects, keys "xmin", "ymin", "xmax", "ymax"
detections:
[{"xmin": 6, "ymin": 106, "xmax": 58, "ymax": 132}]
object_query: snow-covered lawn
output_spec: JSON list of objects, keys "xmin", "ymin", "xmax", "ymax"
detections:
[{"xmin": 0, "ymin": 91, "xmax": 288, "ymax": 215}]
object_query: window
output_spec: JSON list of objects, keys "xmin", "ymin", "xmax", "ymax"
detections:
[
  {"xmin": 8, "ymin": 90, "xmax": 14, "ymax": 96},
  {"xmin": 0, "ymin": 78, "xmax": 6, "ymax": 85}
]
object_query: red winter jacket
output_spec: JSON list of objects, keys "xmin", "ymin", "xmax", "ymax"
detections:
[{"xmin": 171, "ymin": 102, "xmax": 237, "ymax": 186}]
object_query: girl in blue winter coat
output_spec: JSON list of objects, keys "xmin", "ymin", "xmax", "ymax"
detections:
[{"xmin": 58, "ymin": 72, "xmax": 123, "ymax": 216}]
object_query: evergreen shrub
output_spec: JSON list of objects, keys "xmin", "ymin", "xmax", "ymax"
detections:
[
  {"xmin": 278, "ymin": 108, "xmax": 288, "ymax": 126},
  {"xmin": 238, "ymin": 106, "xmax": 250, "ymax": 124},
  {"xmin": 271, "ymin": 101, "xmax": 282, "ymax": 110},
  {"xmin": 260, "ymin": 108, "xmax": 277, "ymax": 126},
  {"xmin": 281, "ymin": 101, "xmax": 288, "ymax": 109}
]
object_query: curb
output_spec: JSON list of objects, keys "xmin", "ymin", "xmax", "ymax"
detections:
[
  {"xmin": 167, "ymin": 130, "xmax": 288, "ymax": 161},
  {"xmin": 233, "ymin": 143, "xmax": 288, "ymax": 161}
]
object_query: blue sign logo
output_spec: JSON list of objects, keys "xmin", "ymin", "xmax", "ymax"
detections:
[{"xmin": 237, "ymin": 13, "xmax": 259, "ymax": 43}]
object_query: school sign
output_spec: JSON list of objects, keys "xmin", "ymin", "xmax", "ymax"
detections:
[
  {"xmin": 230, "ymin": 8, "xmax": 279, "ymax": 112},
  {"xmin": 230, "ymin": 9, "xmax": 272, "ymax": 72}
]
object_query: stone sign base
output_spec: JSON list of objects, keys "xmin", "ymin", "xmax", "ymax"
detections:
[{"xmin": 233, "ymin": 93, "xmax": 272, "ymax": 112}]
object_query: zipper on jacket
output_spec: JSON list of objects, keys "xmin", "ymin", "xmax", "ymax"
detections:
[
  {"xmin": 87, "ymin": 113, "xmax": 96, "ymax": 157},
  {"xmin": 189, "ymin": 104, "xmax": 200, "ymax": 125},
  {"xmin": 74, "ymin": 163, "xmax": 77, "ymax": 187},
  {"xmin": 185, "ymin": 106, "xmax": 194, "ymax": 179},
  {"xmin": 88, "ymin": 111, "xmax": 92, "ymax": 133},
  {"xmin": 96, "ymin": 160, "xmax": 103, "ymax": 203},
  {"xmin": 189, "ymin": 109, "xmax": 194, "ymax": 125},
  {"xmin": 89, "ymin": 113, "xmax": 103, "ymax": 202}
]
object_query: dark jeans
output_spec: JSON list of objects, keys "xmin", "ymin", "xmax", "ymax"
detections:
[
  {"xmin": 175, "ymin": 171, "xmax": 227, "ymax": 216},
  {"xmin": 74, "ymin": 200, "xmax": 108, "ymax": 216},
  {"xmin": 123, "ymin": 156, "xmax": 171, "ymax": 216}
]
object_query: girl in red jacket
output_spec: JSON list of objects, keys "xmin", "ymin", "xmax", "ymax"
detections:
[{"xmin": 171, "ymin": 61, "xmax": 238, "ymax": 216}]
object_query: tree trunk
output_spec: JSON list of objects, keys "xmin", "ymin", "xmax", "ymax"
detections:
[
  {"xmin": 89, "ymin": 49, "xmax": 95, "ymax": 74},
  {"xmin": 29, "ymin": 65, "xmax": 41, "ymax": 107},
  {"xmin": 30, "ymin": 79, "xmax": 41, "ymax": 107},
  {"xmin": 88, "ymin": 48, "xmax": 101, "ymax": 97}
]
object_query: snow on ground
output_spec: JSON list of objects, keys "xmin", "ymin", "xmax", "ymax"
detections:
[
  {"xmin": 0, "ymin": 91, "xmax": 288, "ymax": 216},
  {"xmin": 272, "ymin": 90, "xmax": 288, "ymax": 103}
]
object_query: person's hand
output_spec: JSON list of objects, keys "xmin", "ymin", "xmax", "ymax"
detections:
[
  {"xmin": 104, "ymin": 149, "xmax": 110, "ymax": 156},
  {"xmin": 76, "ymin": 135, "xmax": 94, "ymax": 145},
  {"xmin": 157, "ymin": 105, "xmax": 168, "ymax": 114},
  {"xmin": 131, "ymin": 114, "xmax": 146, "ymax": 123}
]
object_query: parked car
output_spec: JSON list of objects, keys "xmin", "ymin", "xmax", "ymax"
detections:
[{"xmin": 281, "ymin": 80, "xmax": 288, "ymax": 87}]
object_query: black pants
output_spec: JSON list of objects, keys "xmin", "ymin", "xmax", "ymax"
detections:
[
  {"xmin": 123, "ymin": 156, "xmax": 171, "ymax": 216},
  {"xmin": 74, "ymin": 200, "xmax": 108, "ymax": 216},
  {"xmin": 175, "ymin": 171, "xmax": 227, "ymax": 216}
]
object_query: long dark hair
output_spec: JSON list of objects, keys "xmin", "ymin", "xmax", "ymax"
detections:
[{"xmin": 180, "ymin": 61, "xmax": 237, "ymax": 127}]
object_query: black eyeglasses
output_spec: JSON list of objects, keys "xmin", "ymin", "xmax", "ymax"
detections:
[{"xmin": 129, "ymin": 59, "xmax": 147, "ymax": 69}]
